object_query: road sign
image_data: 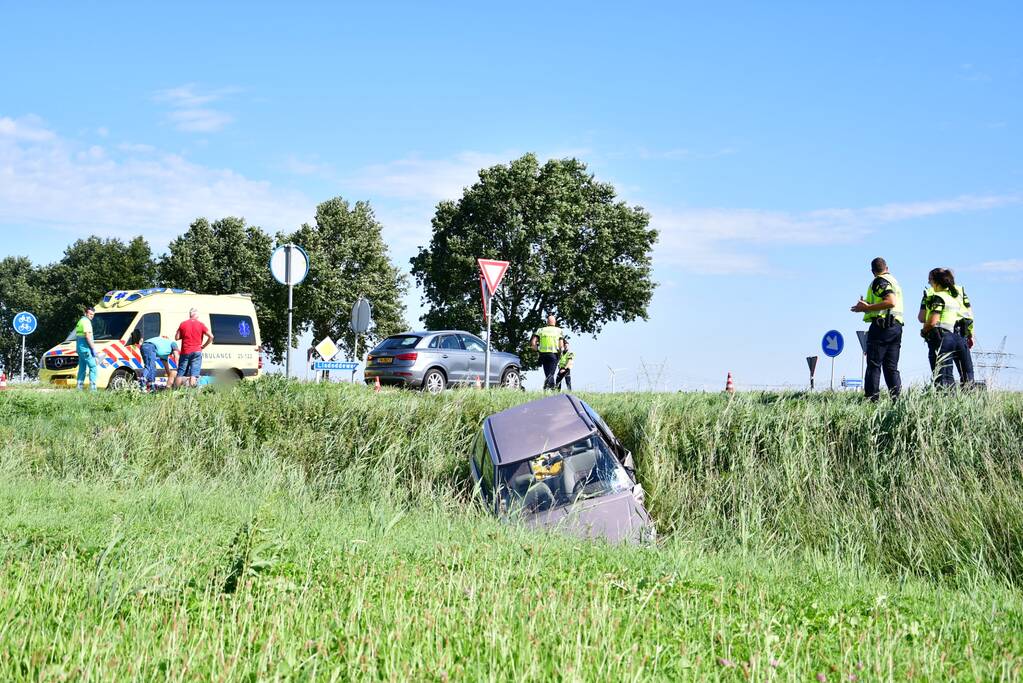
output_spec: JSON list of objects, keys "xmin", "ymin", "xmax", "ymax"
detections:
[
  {"xmin": 842, "ymin": 377, "xmax": 864, "ymax": 388},
  {"xmin": 13, "ymin": 311, "xmax": 37, "ymax": 336},
  {"xmin": 477, "ymin": 259, "xmax": 510, "ymax": 294},
  {"xmin": 806, "ymin": 355, "xmax": 818, "ymax": 375},
  {"xmin": 822, "ymin": 330, "xmax": 844, "ymax": 358},
  {"xmin": 270, "ymin": 244, "xmax": 309, "ymax": 378},
  {"xmin": 476, "ymin": 259, "xmax": 510, "ymax": 389},
  {"xmin": 856, "ymin": 330, "xmax": 867, "ymax": 354},
  {"xmin": 270, "ymin": 244, "xmax": 309, "ymax": 285},
  {"xmin": 350, "ymin": 297, "xmax": 372, "ymax": 334},
  {"xmin": 313, "ymin": 360, "xmax": 358, "ymax": 371},
  {"xmin": 315, "ymin": 336, "xmax": 338, "ymax": 361}
]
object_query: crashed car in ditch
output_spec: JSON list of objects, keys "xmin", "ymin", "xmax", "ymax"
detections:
[{"xmin": 468, "ymin": 393, "xmax": 655, "ymax": 543}]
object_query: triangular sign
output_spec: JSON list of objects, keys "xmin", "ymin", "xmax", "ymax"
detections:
[
  {"xmin": 806, "ymin": 355, "xmax": 818, "ymax": 376},
  {"xmin": 477, "ymin": 258, "xmax": 510, "ymax": 294}
]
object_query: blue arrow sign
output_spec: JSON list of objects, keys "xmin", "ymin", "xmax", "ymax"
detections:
[
  {"xmin": 313, "ymin": 360, "xmax": 359, "ymax": 371},
  {"xmin": 822, "ymin": 330, "xmax": 844, "ymax": 358},
  {"xmin": 13, "ymin": 311, "xmax": 37, "ymax": 336}
]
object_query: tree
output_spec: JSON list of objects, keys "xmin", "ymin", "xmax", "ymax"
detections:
[
  {"xmin": 287, "ymin": 198, "xmax": 407, "ymax": 358},
  {"xmin": 158, "ymin": 217, "xmax": 285, "ymax": 358},
  {"xmin": 38, "ymin": 236, "xmax": 157, "ymax": 354},
  {"xmin": 410, "ymin": 154, "xmax": 658, "ymax": 368},
  {"xmin": 0, "ymin": 257, "xmax": 47, "ymax": 375}
]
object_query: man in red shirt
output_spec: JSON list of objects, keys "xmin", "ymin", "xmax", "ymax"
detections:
[{"xmin": 175, "ymin": 308, "xmax": 214, "ymax": 388}]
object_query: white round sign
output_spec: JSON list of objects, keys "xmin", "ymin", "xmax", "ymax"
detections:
[{"xmin": 270, "ymin": 244, "xmax": 309, "ymax": 285}]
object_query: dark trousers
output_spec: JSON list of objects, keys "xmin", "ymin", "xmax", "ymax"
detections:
[
  {"xmin": 955, "ymin": 335, "xmax": 975, "ymax": 386},
  {"xmin": 928, "ymin": 330, "xmax": 964, "ymax": 388},
  {"xmin": 539, "ymin": 352, "xmax": 559, "ymax": 390},
  {"xmin": 556, "ymin": 368, "xmax": 572, "ymax": 391},
  {"xmin": 865, "ymin": 322, "xmax": 902, "ymax": 401}
]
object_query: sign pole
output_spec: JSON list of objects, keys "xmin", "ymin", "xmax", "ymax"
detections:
[
  {"xmin": 20, "ymin": 335, "xmax": 26, "ymax": 381},
  {"xmin": 484, "ymin": 295, "xmax": 492, "ymax": 389},
  {"xmin": 285, "ymin": 244, "xmax": 293, "ymax": 378},
  {"xmin": 830, "ymin": 356, "xmax": 835, "ymax": 391}
]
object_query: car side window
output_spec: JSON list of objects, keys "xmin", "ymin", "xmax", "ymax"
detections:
[
  {"xmin": 440, "ymin": 335, "xmax": 462, "ymax": 350},
  {"xmin": 459, "ymin": 335, "xmax": 486, "ymax": 353},
  {"xmin": 428, "ymin": 336, "xmax": 440, "ymax": 349},
  {"xmin": 139, "ymin": 313, "xmax": 161, "ymax": 339}
]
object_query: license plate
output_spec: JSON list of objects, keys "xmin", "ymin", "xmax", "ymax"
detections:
[{"xmin": 377, "ymin": 357, "xmax": 393, "ymax": 364}]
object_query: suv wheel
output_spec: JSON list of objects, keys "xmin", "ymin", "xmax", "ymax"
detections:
[
  {"xmin": 422, "ymin": 368, "xmax": 446, "ymax": 394},
  {"xmin": 501, "ymin": 368, "xmax": 521, "ymax": 389}
]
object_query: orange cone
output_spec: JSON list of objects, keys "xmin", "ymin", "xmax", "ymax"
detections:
[
  {"xmin": 725, "ymin": 372, "xmax": 735, "ymax": 394},
  {"xmin": 474, "ymin": 375, "xmax": 482, "ymax": 389},
  {"xmin": 374, "ymin": 376, "xmax": 381, "ymax": 393}
]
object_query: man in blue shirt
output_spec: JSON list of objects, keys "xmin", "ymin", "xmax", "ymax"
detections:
[{"xmin": 137, "ymin": 335, "xmax": 179, "ymax": 391}]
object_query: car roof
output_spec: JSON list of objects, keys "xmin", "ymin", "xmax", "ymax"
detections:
[
  {"xmin": 484, "ymin": 394, "xmax": 594, "ymax": 465},
  {"xmin": 390, "ymin": 330, "xmax": 478, "ymax": 337}
]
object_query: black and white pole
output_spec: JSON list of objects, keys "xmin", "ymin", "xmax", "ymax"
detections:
[
  {"xmin": 270, "ymin": 244, "xmax": 309, "ymax": 380},
  {"xmin": 20, "ymin": 335, "xmax": 25, "ymax": 382},
  {"xmin": 285, "ymin": 245, "xmax": 294, "ymax": 378}
]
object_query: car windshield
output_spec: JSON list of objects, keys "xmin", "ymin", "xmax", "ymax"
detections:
[
  {"xmin": 497, "ymin": 433, "xmax": 633, "ymax": 514},
  {"xmin": 63, "ymin": 312, "xmax": 137, "ymax": 342},
  {"xmin": 375, "ymin": 335, "xmax": 421, "ymax": 350}
]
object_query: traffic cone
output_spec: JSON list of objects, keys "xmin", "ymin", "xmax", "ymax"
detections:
[
  {"xmin": 725, "ymin": 372, "xmax": 735, "ymax": 394},
  {"xmin": 0, "ymin": 371, "xmax": 6, "ymax": 389},
  {"xmin": 374, "ymin": 376, "xmax": 381, "ymax": 393},
  {"xmin": 474, "ymin": 375, "xmax": 482, "ymax": 389}
]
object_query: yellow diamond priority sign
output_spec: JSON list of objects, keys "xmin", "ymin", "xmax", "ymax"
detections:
[{"xmin": 315, "ymin": 336, "xmax": 339, "ymax": 361}]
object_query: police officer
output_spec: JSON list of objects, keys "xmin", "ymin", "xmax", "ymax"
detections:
[
  {"xmin": 556, "ymin": 339, "xmax": 574, "ymax": 392},
  {"xmin": 75, "ymin": 306, "xmax": 99, "ymax": 391},
  {"xmin": 954, "ymin": 281, "xmax": 976, "ymax": 387},
  {"xmin": 850, "ymin": 257, "xmax": 904, "ymax": 401},
  {"xmin": 531, "ymin": 315, "xmax": 564, "ymax": 390},
  {"xmin": 920, "ymin": 268, "xmax": 965, "ymax": 388}
]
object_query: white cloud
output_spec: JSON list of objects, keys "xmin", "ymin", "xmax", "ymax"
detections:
[
  {"xmin": 350, "ymin": 151, "xmax": 515, "ymax": 202},
  {"xmin": 153, "ymin": 84, "xmax": 238, "ymax": 133},
  {"xmin": 653, "ymin": 194, "xmax": 1022, "ymax": 274},
  {"xmin": 283, "ymin": 155, "xmax": 332, "ymax": 176},
  {"xmin": 975, "ymin": 259, "xmax": 1023, "ymax": 273},
  {"xmin": 0, "ymin": 114, "xmax": 312, "ymax": 248}
]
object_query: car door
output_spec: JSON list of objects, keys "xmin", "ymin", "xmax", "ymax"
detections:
[
  {"xmin": 458, "ymin": 334, "xmax": 488, "ymax": 383},
  {"xmin": 435, "ymin": 334, "xmax": 468, "ymax": 384}
]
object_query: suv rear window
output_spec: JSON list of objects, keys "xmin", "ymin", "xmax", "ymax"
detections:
[
  {"xmin": 210, "ymin": 314, "xmax": 257, "ymax": 345},
  {"xmin": 377, "ymin": 335, "xmax": 421, "ymax": 350}
]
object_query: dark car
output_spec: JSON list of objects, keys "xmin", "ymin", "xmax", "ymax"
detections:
[
  {"xmin": 469, "ymin": 394, "xmax": 655, "ymax": 544},
  {"xmin": 364, "ymin": 330, "xmax": 521, "ymax": 393}
]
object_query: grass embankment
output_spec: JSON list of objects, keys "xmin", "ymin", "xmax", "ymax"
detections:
[{"xmin": 2, "ymin": 382, "xmax": 1023, "ymax": 679}]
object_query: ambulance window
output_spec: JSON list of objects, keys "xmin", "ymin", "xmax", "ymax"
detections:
[
  {"xmin": 210, "ymin": 314, "xmax": 256, "ymax": 345},
  {"xmin": 138, "ymin": 313, "xmax": 161, "ymax": 340}
]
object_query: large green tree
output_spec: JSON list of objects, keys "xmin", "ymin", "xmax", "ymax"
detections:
[
  {"xmin": 288, "ymin": 198, "xmax": 407, "ymax": 358},
  {"xmin": 158, "ymin": 217, "xmax": 286, "ymax": 358},
  {"xmin": 410, "ymin": 154, "xmax": 657, "ymax": 368},
  {"xmin": 38, "ymin": 236, "xmax": 156, "ymax": 353},
  {"xmin": 0, "ymin": 257, "xmax": 48, "ymax": 375}
]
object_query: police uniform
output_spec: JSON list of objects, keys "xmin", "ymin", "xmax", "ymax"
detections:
[
  {"xmin": 922, "ymin": 288, "xmax": 964, "ymax": 387},
  {"xmin": 863, "ymin": 272, "xmax": 904, "ymax": 400},
  {"xmin": 556, "ymin": 350, "xmax": 574, "ymax": 391},
  {"xmin": 954, "ymin": 286, "xmax": 975, "ymax": 386},
  {"xmin": 534, "ymin": 325, "xmax": 563, "ymax": 390}
]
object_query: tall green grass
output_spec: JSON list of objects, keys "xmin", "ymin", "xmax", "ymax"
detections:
[{"xmin": 3, "ymin": 380, "xmax": 1022, "ymax": 585}]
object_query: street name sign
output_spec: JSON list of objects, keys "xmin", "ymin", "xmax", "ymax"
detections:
[{"xmin": 313, "ymin": 360, "xmax": 359, "ymax": 371}]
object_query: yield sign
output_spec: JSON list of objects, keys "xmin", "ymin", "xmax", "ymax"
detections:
[
  {"xmin": 477, "ymin": 258, "xmax": 510, "ymax": 294},
  {"xmin": 479, "ymin": 274, "xmax": 492, "ymax": 321}
]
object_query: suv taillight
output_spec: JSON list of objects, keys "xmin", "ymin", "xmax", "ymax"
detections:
[{"xmin": 397, "ymin": 352, "xmax": 418, "ymax": 361}]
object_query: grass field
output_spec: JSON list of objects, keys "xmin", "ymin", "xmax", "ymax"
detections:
[{"xmin": 2, "ymin": 381, "xmax": 1023, "ymax": 680}]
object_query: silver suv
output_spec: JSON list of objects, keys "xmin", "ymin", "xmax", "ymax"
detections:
[{"xmin": 364, "ymin": 330, "xmax": 521, "ymax": 393}]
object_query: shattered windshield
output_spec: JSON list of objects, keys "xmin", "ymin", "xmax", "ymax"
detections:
[{"xmin": 497, "ymin": 434, "xmax": 633, "ymax": 514}]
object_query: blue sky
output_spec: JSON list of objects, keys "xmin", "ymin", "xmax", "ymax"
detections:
[{"xmin": 2, "ymin": 2, "xmax": 1021, "ymax": 389}]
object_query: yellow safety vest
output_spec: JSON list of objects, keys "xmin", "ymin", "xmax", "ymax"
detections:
[
  {"xmin": 535, "ymin": 326, "xmax": 562, "ymax": 354},
  {"xmin": 930, "ymin": 290, "xmax": 962, "ymax": 331},
  {"xmin": 864, "ymin": 272, "xmax": 904, "ymax": 324}
]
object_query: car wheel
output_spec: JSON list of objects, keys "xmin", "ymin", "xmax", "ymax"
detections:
[
  {"xmin": 107, "ymin": 368, "xmax": 136, "ymax": 391},
  {"xmin": 421, "ymin": 368, "xmax": 446, "ymax": 394},
  {"xmin": 501, "ymin": 367, "xmax": 521, "ymax": 389}
]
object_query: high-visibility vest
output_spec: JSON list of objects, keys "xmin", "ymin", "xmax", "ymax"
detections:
[
  {"xmin": 954, "ymin": 286, "xmax": 974, "ymax": 337},
  {"xmin": 864, "ymin": 272, "xmax": 904, "ymax": 324},
  {"xmin": 931, "ymin": 290, "xmax": 962, "ymax": 331},
  {"xmin": 558, "ymin": 351, "xmax": 574, "ymax": 369},
  {"xmin": 535, "ymin": 326, "xmax": 562, "ymax": 353},
  {"xmin": 75, "ymin": 316, "xmax": 92, "ymax": 338}
]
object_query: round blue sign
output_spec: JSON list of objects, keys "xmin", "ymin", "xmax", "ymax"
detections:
[
  {"xmin": 13, "ymin": 311, "xmax": 37, "ymax": 336},
  {"xmin": 821, "ymin": 330, "xmax": 844, "ymax": 358}
]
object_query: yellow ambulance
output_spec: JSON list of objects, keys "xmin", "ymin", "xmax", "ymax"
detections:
[{"xmin": 39, "ymin": 288, "xmax": 263, "ymax": 389}]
